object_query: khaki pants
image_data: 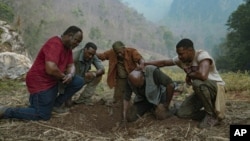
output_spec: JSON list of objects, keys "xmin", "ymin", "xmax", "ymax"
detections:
[
  {"xmin": 113, "ymin": 78, "xmax": 127, "ymax": 103},
  {"xmin": 176, "ymin": 79, "xmax": 220, "ymax": 120},
  {"xmin": 76, "ymin": 76, "xmax": 102, "ymax": 102}
]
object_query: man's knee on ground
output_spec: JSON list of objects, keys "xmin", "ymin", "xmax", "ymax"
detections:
[
  {"xmin": 72, "ymin": 75, "xmax": 84, "ymax": 88},
  {"xmin": 39, "ymin": 112, "xmax": 52, "ymax": 121},
  {"xmin": 176, "ymin": 108, "xmax": 193, "ymax": 119}
]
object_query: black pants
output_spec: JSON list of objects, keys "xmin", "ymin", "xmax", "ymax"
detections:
[{"xmin": 127, "ymin": 100, "xmax": 154, "ymax": 122}]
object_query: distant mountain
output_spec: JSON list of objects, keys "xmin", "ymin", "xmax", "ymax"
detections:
[
  {"xmin": 121, "ymin": 0, "xmax": 173, "ymax": 22},
  {"xmin": 168, "ymin": 0, "xmax": 242, "ymax": 23},
  {"xmin": 164, "ymin": 0, "xmax": 243, "ymax": 54},
  {"xmin": 1, "ymin": 0, "xmax": 244, "ymax": 59},
  {"xmin": 119, "ymin": 0, "xmax": 244, "ymax": 57}
]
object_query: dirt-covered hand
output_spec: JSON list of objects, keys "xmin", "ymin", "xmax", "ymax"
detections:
[{"xmin": 155, "ymin": 104, "xmax": 171, "ymax": 120}]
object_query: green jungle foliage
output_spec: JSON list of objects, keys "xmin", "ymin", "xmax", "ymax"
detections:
[
  {"xmin": 216, "ymin": 0, "xmax": 250, "ymax": 71},
  {"xmin": 0, "ymin": 2, "xmax": 14, "ymax": 22}
]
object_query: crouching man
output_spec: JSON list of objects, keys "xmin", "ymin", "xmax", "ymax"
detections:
[{"xmin": 123, "ymin": 65, "xmax": 175, "ymax": 123}]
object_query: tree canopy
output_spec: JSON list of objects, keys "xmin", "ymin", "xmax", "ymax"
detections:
[{"xmin": 216, "ymin": 0, "xmax": 250, "ymax": 71}]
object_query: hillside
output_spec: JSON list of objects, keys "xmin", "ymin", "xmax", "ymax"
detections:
[
  {"xmin": 1, "ymin": 0, "xmax": 244, "ymax": 60},
  {"xmin": 1, "ymin": 0, "xmax": 173, "ymax": 59}
]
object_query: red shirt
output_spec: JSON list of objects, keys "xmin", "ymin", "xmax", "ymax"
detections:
[{"xmin": 26, "ymin": 36, "xmax": 73, "ymax": 94}]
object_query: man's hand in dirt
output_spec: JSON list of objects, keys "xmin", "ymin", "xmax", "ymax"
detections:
[{"xmin": 155, "ymin": 103, "xmax": 172, "ymax": 120}]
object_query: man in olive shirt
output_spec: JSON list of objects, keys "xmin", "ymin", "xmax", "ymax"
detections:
[
  {"xmin": 70, "ymin": 42, "xmax": 105, "ymax": 105},
  {"xmin": 123, "ymin": 65, "xmax": 175, "ymax": 122}
]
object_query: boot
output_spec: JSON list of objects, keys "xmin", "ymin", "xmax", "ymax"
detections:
[
  {"xmin": 0, "ymin": 105, "xmax": 8, "ymax": 118},
  {"xmin": 65, "ymin": 98, "xmax": 74, "ymax": 108}
]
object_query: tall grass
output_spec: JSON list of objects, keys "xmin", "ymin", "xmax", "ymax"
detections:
[
  {"xmin": 161, "ymin": 67, "xmax": 250, "ymax": 93},
  {"xmin": 221, "ymin": 71, "xmax": 250, "ymax": 91},
  {"xmin": 0, "ymin": 70, "xmax": 249, "ymax": 96}
]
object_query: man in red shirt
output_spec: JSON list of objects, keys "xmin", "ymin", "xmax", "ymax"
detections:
[{"xmin": 0, "ymin": 26, "xmax": 84, "ymax": 120}]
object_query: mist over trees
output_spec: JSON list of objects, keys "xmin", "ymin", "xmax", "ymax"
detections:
[
  {"xmin": 164, "ymin": 0, "xmax": 243, "ymax": 57},
  {"xmin": 216, "ymin": 0, "xmax": 250, "ymax": 71}
]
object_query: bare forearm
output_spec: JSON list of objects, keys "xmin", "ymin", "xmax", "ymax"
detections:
[
  {"xmin": 45, "ymin": 62, "xmax": 65, "ymax": 80},
  {"xmin": 95, "ymin": 69, "xmax": 105, "ymax": 77},
  {"xmin": 145, "ymin": 59, "xmax": 174, "ymax": 67},
  {"xmin": 187, "ymin": 71, "xmax": 207, "ymax": 81},
  {"xmin": 165, "ymin": 83, "xmax": 175, "ymax": 109}
]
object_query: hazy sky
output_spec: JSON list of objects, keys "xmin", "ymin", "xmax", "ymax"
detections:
[{"xmin": 120, "ymin": 0, "xmax": 173, "ymax": 22}]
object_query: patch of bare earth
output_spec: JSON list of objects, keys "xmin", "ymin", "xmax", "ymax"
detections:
[{"xmin": 0, "ymin": 83, "xmax": 250, "ymax": 141}]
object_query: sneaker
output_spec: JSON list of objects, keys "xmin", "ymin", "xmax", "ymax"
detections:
[
  {"xmin": 0, "ymin": 105, "xmax": 8, "ymax": 118},
  {"xmin": 52, "ymin": 106, "xmax": 69, "ymax": 114},
  {"xmin": 198, "ymin": 114, "xmax": 219, "ymax": 128}
]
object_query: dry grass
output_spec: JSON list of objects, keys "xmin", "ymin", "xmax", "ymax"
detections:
[{"xmin": 0, "ymin": 71, "xmax": 250, "ymax": 140}]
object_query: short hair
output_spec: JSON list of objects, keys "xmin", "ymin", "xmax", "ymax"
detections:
[
  {"xmin": 112, "ymin": 41, "xmax": 125, "ymax": 50},
  {"xmin": 84, "ymin": 42, "xmax": 97, "ymax": 50},
  {"xmin": 62, "ymin": 26, "xmax": 82, "ymax": 35},
  {"xmin": 176, "ymin": 38, "xmax": 194, "ymax": 49}
]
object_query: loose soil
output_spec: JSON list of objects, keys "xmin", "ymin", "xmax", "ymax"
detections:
[{"xmin": 0, "ymin": 84, "xmax": 250, "ymax": 141}]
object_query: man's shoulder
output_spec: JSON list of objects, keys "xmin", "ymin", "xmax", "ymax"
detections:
[
  {"xmin": 145, "ymin": 65, "xmax": 158, "ymax": 75},
  {"xmin": 93, "ymin": 55, "xmax": 101, "ymax": 61},
  {"xmin": 46, "ymin": 36, "xmax": 60, "ymax": 43},
  {"xmin": 125, "ymin": 47, "xmax": 142, "ymax": 56},
  {"xmin": 42, "ymin": 36, "xmax": 63, "ymax": 51},
  {"xmin": 73, "ymin": 47, "xmax": 83, "ymax": 61},
  {"xmin": 196, "ymin": 50, "xmax": 212, "ymax": 60},
  {"xmin": 126, "ymin": 47, "xmax": 138, "ymax": 51}
]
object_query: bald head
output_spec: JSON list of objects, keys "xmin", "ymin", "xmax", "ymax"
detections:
[{"xmin": 128, "ymin": 70, "xmax": 144, "ymax": 87}]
